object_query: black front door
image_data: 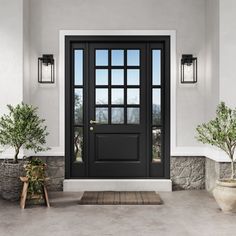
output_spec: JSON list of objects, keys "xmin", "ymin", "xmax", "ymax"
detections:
[{"xmin": 65, "ymin": 36, "xmax": 170, "ymax": 179}]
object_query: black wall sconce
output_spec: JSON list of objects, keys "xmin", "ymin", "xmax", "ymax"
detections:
[
  {"xmin": 181, "ymin": 54, "xmax": 197, "ymax": 84},
  {"xmin": 38, "ymin": 54, "xmax": 55, "ymax": 83}
]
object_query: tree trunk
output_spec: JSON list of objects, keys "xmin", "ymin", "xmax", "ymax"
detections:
[
  {"xmin": 231, "ymin": 160, "xmax": 235, "ymax": 180},
  {"xmin": 14, "ymin": 148, "xmax": 19, "ymax": 163}
]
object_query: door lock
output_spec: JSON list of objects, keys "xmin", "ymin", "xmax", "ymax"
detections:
[{"xmin": 90, "ymin": 127, "xmax": 94, "ymax": 131}]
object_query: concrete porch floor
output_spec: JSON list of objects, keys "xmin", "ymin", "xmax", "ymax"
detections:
[{"xmin": 1, "ymin": 190, "xmax": 236, "ymax": 236}]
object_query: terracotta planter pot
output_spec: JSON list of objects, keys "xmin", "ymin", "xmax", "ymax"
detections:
[{"xmin": 213, "ymin": 180, "xmax": 236, "ymax": 213}]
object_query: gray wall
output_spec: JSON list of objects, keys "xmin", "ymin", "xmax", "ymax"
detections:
[
  {"xmin": 205, "ymin": 0, "xmax": 219, "ymax": 120},
  {"xmin": 25, "ymin": 0, "xmax": 207, "ymax": 149},
  {"xmin": 0, "ymin": 0, "xmax": 23, "ymax": 116}
]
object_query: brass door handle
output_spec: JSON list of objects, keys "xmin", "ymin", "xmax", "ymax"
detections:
[{"xmin": 90, "ymin": 120, "xmax": 99, "ymax": 124}]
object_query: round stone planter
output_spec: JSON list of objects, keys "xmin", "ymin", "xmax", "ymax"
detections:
[
  {"xmin": 213, "ymin": 179, "xmax": 236, "ymax": 213},
  {"xmin": 0, "ymin": 161, "xmax": 25, "ymax": 201}
]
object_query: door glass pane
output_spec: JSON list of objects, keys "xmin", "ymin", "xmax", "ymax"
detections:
[
  {"xmin": 96, "ymin": 88, "xmax": 108, "ymax": 104},
  {"xmin": 152, "ymin": 128, "xmax": 161, "ymax": 163},
  {"xmin": 127, "ymin": 88, "xmax": 139, "ymax": 104},
  {"xmin": 127, "ymin": 50, "xmax": 140, "ymax": 66},
  {"xmin": 127, "ymin": 69, "xmax": 140, "ymax": 85},
  {"xmin": 111, "ymin": 108, "xmax": 124, "ymax": 124},
  {"xmin": 111, "ymin": 69, "xmax": 124, "ymax": 85},
  {"xmin": 74, "ymin": 89, "xmax": 83, "ymax": 124},
  {"xmin": 74, "ymin": 127, "xmax": 83, "ymax": 162},
  {"xmin": 153, "ymin": 89, "xmax": 161, "ymax": 125},
  {"xmin": 111, "ymin": 50, "xmax": 124, "ymax": 66},
  {"xmin": 96, "ymin": 69, "xmax": 108, "ymax": 85},
  {"xmin": 96, "ymin": 107, "xmax": 108, "ymax": 124},
  {"xmin": 74, "ymin": 50, "xmax": 83, "ymax": 85},
  {"xmin": 127, "ymin": 107, "xmax": 140, "ymax": 124},
  {"xmin": 111, "ymin": 89, "xmax": 124, "ymax": 104},
  {"xmin": 152, "ymin": 50, "xmax": 161, "ymax": 85},
  {"xmin": 96, "ymin": 50, "xmax": 108, "ymax": 66}
]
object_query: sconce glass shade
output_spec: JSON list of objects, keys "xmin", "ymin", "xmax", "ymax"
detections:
[
  {"xmin": 181, "ymin": 54, "xmax": 197, "ymax": 84},
  {"xmin": 38, "ymin": 54, "xmax": 54, "ymax": 83}
]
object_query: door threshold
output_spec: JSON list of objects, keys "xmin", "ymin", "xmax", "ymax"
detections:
[{"xmin": 63, "ymin": 179, "xmax": 172, "ymax": 192}]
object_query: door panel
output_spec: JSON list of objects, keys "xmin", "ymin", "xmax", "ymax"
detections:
[
  {"xmin": 89, "ymin": 43, "xmax": 147, "ymax": 177},
  {"xmin": 95, "ymin": 134, "xmax": 139, "ymax": 161}
]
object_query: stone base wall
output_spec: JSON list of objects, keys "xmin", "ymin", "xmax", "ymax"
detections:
[
  {"xmin": 1, "ymin": 156, "xmax": 206, "ymax": 192},
  {"xmin": 39, "ymin": 156, "xmax": 65, "ymax": 191},
  {"xmin": 1, "ymin": 156, "xmax": 228, "ymax": 192},
  {"xmin": 171, "ymin": 157, "xmax": 205, "ymax": 190}
]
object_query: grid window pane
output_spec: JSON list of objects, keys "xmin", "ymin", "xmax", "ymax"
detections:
[
  {"xmin": 111, "ymin": 69, "xmax": 124, "ymax": 85},
  {"xmin": 96, "ymin": 107, "xmax": 108, "ymax": 124},
  {"xmin": 74, "ymin": 127, "xmax": 83, "ymax": 163},
  {"xmin": 74, "ymin": 89, "xmax": 83, "ymax": 124},
  {"xmin": 127, "ymin": 88, "xmax": 139, "ymax": 104},
  {"xmin": 153, "ymin": 88, "xmax": 161, "ymax": 125},
  {"xmin": 96, "ymin": 69, "xmax": 108, "ymax": 85},
  {"xmin": 96, "ymin": 88, "xmax": 108, "ymax": 105},
  {"xmin": 111, "ymin": 108, "xmax": 124, "ymax": 124},
  {"xmin": 127, "ymin": 107, "xmax": 140, "ymax": 124},
  {"xmin": 74, "ymin": 50, "xmax": 83, "ymax": 85},
  {"xmin": 127, "ymin": 69, "xmax": 140, "ymax": 85},
  {"xmin": 127, "ymin": 50, "xmax": 140, "ymax": 66},
  {"xmin": 96, "ymin": 50, "xmax": 108, "ymax": 66},
  {"xmin": 152, "ymin": 128, "xmax": 161, "ymax": 163},
  {"xmin": 111, "ymin": 88, "xmax": 124, "ymax": 104},
  {"xmin": 152, "ymin": 50, "xmax": 161, "ymax": 85},
  {"xmin": 111, "ymin": 50, "xmax": 124, "ymax": 66}
]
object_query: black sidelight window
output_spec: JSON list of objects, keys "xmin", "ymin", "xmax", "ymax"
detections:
[{"xmin": 74, "ymin": 49, "xmax": 84, "ymax": 163}]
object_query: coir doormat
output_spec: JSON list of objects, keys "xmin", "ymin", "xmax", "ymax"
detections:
[{"xmin": 78, "ymin": 191, "xmax": 162, "ymax": 205}]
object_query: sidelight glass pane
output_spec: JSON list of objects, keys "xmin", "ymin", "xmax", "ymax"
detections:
[
  {"xmin": 111, "ymin": 89, "xmax": 124, "ymax": 104},
  {"xmin": 111, "ymin": 69, "xmax": 124, "ymax": 85},
  {"xmin": 96, "ymin": 50, "xmax": 108, "ymax": 66},
  {"xmin": 96, "ymin": 69, "xmax": 108, "ymax": 85},
  {"xmin": 74, "ymin": 50, "xmax": 83, "ymax": 85},
  {"xmin": 74, "ymin": 127, "xmax": 83, "ymax": 162},
  {"xmin": 111, "ymin": 108, "xmax": 124, "ymax": 124},
  {"xmin": 127, "ymin": 107, "xmax": 140, "ymax": 124},
  {"xmin": 127, "ymin": 50, "xmax": 140, "ymax": 66},
  {"xmin": 111, "ymin": 50, "xmax": 124, "ymax": 66},
  {"xmin": 127, "ymin": 69, "xmax": 140, "ymax": 85},
  {"xmin": 152, "ymin": 128, "xmax": 161, "ymax": 162},
  {"xmin": 96, "ymin": 88, "xmax": 108, "ymax": 104},
  {"xmin": 74, "ymin": 89, "xmax": 83, "ymax": 124},
  {"xmin": 127, "ymin": 88, "xmax": 139, "ymax": 104},
  {"xmin": 96, "ymin": 107, "xmax": 108, "ymax": 124},
  {"xmin": 152, "ymin": 50, "xmax": 161, "ymax": 85},
  {"xmin": 153, "ymin": 88, "xmax": 161, "ymax": 125}
]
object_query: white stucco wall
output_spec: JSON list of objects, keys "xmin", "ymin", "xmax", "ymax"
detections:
[
  {"xmin": 219, "ymin": 0, "xmax": 236, "ymax": 107},
  {"xmin": 0, "ymin": 0, "xmax": 23, "ymax": 115},
  {"xmin": 1, "ymin": 0, "xmax": 235, "ymax": 161},
  {"xmin": 26, "ymin": 0, "xmax": 207, "ymax": 153},
  {"xmin": 205, "ymin": 0, "xmax": 219, "ymax": 120}
]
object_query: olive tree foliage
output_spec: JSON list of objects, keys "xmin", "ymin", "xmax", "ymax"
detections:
[
  {"xmin": 196, "ymin": 102, "xmax": 236, "ymax": 180},
  {"xmin": 0, "ymin": 103, "xmax": 49, "ymax": 163}
]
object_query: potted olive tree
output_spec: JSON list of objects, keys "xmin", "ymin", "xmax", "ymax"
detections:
[
  {"xmin": 0, "ymin": 103, "xmax": 49, "ymax": 201},
  {"xmin": 196, "ymin": 102, "xmax": 236, "ymax": 212}
]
